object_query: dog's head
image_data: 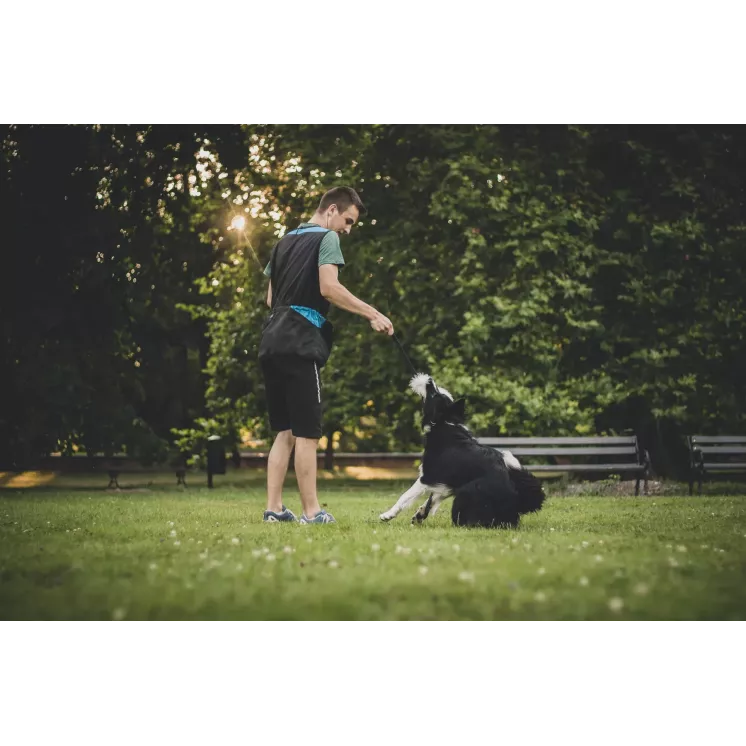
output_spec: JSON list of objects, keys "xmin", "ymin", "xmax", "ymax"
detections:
[{"xmin": 409, "ymin": 373, "xmax": 466, "ymax": 430}]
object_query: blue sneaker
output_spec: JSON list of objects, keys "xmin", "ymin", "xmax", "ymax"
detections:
[
  {"xmin": 263, "ymin": 505, "xmax": 297, "ymax": 523},
  {"xmin": 300, "ymin": 510, "xmax": 336, "ymax": 524}
]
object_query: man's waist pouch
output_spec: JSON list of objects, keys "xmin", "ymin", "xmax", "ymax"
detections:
[{"xmin": 259, "ymin": 305, "xmax": 334, "ymax": 366}]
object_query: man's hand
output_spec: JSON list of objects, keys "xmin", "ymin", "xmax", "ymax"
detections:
[{"xmin": 370, "ymin": 311, "xmax": 394, "ymax": 335}]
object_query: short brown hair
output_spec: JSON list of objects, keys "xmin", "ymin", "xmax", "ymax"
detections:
[{"xmin": 317, "ymin": 186, "xmax": 367, "ymax": 216}]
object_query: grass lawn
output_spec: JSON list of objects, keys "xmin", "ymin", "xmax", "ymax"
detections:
[{"xmin": 2, "ymin": 475, "xmax": 745, "ymax": 620}]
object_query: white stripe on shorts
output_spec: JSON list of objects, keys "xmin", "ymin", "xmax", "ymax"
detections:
[{"xmin": 313, "ymin": 362, "xmax": 321, "ymax": 403}]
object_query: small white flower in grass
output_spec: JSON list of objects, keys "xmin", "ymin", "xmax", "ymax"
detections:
[
  {"xmin": 149, "ymin": 563, "xmax": 157, "ymax": 571},
  {"xmin": 112, "ymin": 608, "xmax": 126, "ymax": 621},
  {"xmin": 395, "ymin": 545, "xmax": 411, "ymax": 555},
  {"xmin": 700, "ymin": 544, "xmax": 708, "ymax": 549},
  {"xmin": 719, "ymin": 548, "xmax": 725, "ymax": 553},
  {"xmin": 231, "ymin": 537, "xmax": 240, "ymax": 545},
  {"xmin": 668, "ymin": 557, "xmax": 679, "ymax": 567},
  {"xmin": 452, "ymin": 544, "xmax": 461, "ymax": 552},
  {"xmin": 538, "ymin": 567, "xmax": 546, "ymax": 575},
  {"xmin": 197, "ymin": 540, "xmax": 202, "ymax": 545},
  {"xmin": 261, "ymin": 547, "xmax": 269, "ymax": 554},
  {"xmin": 458, "ymin": 571, "xmax": 474, "ymax": 582},
  {"xmin": 633, "ymin": 583, "xmax": 649, "ymax": 596},
  {"xmin": 168, "ymin": 521, "xmax": 174, "ymax": 527},
  {"xmin": 511, "ymin": 537, "xmax": 519, "ymax": 544},
  {"xmin": 608, "ymin": 597, "xmax": 624, "ymax": 612},
  {"xmin": 677, "ymin": 545, "xmax": 687, "ymax": 553},
  {"xmin": 419, "ymin": 566, "xmax": 429, "ymax": 576},
  {"xmin": 169, "ymin": 529, "xmax": 177, "ymax": 537},
  {"xmin": 550, "ymin": 528, "xmax": 555, "ymax": 532},
  {"xmin": 174, "ymin": 540, "xmax": 181, "ymax": 546},
  {"xmin": 524, "ymin": 544, "xmax": 532, "ymax": 550},
  {"xmin": 251, "ymin": 549, "xmax": 261, "ymax": 558},
  {"xmin": 665, "ymin": 544, "xmax": 672, "ymax": 549},
  {"xmin": 579, "ymin": 576, "xmax": 589, "ymax": 586},
  {"xmin": 372, "ymin": 530, "xmax": 377, "ymax": 535},
  {"xmin": 581, "ymin": 541, "xmax": 589, "ymax": 548},
  {"xmin": 371, "ymin": 544, "xmax": 380, "ymax": 552},
  {"xmin": 598, "ymin": 540, "xmax": 604, "ymax": 545},
  {"xmin": 236, "ymin": 564, "xmax": 243, "ymax": 571},
  {"xmin": 594, "ymin": 555, "xmax": 603, "ymax": 562},
  {"xmin": 283, "ymin": 546, "xmax": 294, "ymax": 554},
  {"xmin": 199, "ymin": 552, "xmax": 208, "ymax": 560},
  {"xmin": 534, "ymin": 592, "xmax": 546, "ymax": 602},
  {"xmin": 306, "ymin": 538, "xmax": 313, "ymax": 543},
  {"xmin": 266, "ymin": 553, "xmax": 276, "ymax": 562},
  {"xmin": 328, "ymin": 560, "xmax": 339, "ymax": 569}
]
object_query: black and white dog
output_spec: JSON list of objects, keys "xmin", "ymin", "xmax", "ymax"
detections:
[{"xmin": 380, "ymin": 374, "xmax": 546, "ymax": 528}]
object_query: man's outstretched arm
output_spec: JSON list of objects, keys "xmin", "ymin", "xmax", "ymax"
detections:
[{"xmin": 319, "ymin": 264, "xmax": 393, "ymax": 335}]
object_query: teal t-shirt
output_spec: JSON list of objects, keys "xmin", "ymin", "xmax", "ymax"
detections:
[{"xmin": 263, "ymin": 223, "xmax": 345, "ymax": 277}]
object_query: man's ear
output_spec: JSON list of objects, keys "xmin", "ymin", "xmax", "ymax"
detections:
[{"xmin": 450, "ymin": 398, "xmax": 467, "ymax": 421}]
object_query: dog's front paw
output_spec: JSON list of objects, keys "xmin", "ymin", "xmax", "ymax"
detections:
[
  {"xmin": 411, "ymin": 510, "xmax": 425, "ymax": 525},
  {"xmin": 379, "ymin": 511, "xmax": 396, "ymax": 522}
]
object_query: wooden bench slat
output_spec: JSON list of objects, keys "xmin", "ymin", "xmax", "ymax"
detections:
[
  {"xmin": 527, "ymin": 464, "xmax": 645, "ymax": 472},
  {"xmin": 477, "ymin": 436, "xmax": 637, "ymax": 446},
  {"xmin": 701, "ymin": 462, "xmax": 746, "ymax": 470},
  {"xmin": 694, "ymin": 446, "xmax": 746, "ymax": 454},
  {"xmin": 488, "ymin": 447, "xmax": 638, "ymax": 456},
  {"xmin": 690, "ymin": 436, "xmax": 746, "ymax": 444}
]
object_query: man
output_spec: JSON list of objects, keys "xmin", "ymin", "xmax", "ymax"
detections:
[{"xmin": 259, "ymin": 186, "xmax": 394, "ymax": 524}]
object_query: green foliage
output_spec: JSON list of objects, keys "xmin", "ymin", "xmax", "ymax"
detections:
[{"xmin": 3, "ymin": 125, "xmax": 745, "ymax": 475}]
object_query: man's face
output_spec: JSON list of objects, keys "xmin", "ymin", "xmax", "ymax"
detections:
[{"xmin": 325, "ymin": 204, "xmax": 359, "ymax": 235}]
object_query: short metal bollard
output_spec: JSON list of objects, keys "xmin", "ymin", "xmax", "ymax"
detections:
[{"xmin": 206, "ymin": 435, "xmax": 226, "ymax": 488}]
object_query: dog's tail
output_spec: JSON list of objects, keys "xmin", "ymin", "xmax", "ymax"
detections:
[
  {"xmin": 451, "ymin": 472, "xmax": 520, "ymax": 528},
  {"xmin": 508, "ymin": 468, "xmax": 546, "ymax": 515}
]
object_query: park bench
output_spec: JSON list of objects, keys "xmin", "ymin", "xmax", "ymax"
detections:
[
  {"xmin": 687, "ymin": 435, "xmax": 746, "ymax": 495},
  {"xmin": 476, "ymin": 436, "xmax": 652, "ymax": 495}
]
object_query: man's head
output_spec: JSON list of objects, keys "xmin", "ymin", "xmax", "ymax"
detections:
[{"xmin": 315, "ymin": 186, "xmax": 367, "ymax": 235}]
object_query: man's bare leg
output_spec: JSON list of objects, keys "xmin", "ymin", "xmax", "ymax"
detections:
[
  {"xmin": 294, "ymin": 437, "xmax": 322, "ymax": 518},
  {"xmin": 266, "ymin": 430, "xmax": 296, "ymax": 513}
]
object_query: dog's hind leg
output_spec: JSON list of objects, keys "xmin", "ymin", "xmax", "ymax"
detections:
[
  {"xmin": 412, "ymin": 488, "xmax": 451, "ymax": 524},
  {"xmin": 412, "ymin": 494, "xmax": 434, "ymax": 524},
  {"xmin": 380, "ymin": 479, "xmax": 428, "ymax": 522}
]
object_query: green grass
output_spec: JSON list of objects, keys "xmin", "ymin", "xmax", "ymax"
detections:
[{"xmin": 2, "ymin": 479, "xmax": 746, "ymax": 620}]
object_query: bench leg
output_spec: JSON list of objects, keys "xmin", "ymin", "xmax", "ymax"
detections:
[
  {"xmin": 688, "ymin": 480, "xmax": 693, "ymax": 496},
  {"xmin": 698, "ymin": 477, "xmax": 703, "ymax": 496},
  {"xmin": 635, "ymin": 478, "xmax": 640, "ymax": 496}
]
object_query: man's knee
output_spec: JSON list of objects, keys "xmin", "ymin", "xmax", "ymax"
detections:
[
  {"xmin": 276, "ymin": 430, "xmax": 296, "ymax": 446},
  {"xmin": 295, "ymin": 436, "xmax": 319, "ymax": 449}
]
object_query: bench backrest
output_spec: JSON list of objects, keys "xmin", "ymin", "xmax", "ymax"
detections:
[
  {"xmin": 688, "ymin": 435, "xmax": 746, "ymax": 464},
  {"xmin": 476, "ymin": 436, "xmax": 642, "ymax": 463}
]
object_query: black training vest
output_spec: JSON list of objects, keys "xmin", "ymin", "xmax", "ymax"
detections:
[
  {"xmin": 258, "ymin": 226, "xmax": 335, "ymax": 366},
  {"xmin": 268, "ymin": 225, "xmax": 330, "ymax": 315}
]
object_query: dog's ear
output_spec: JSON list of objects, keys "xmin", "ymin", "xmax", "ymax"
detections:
[{"xmin": 449, "ymin": 398, "xmax": 467, "ymax": 421}]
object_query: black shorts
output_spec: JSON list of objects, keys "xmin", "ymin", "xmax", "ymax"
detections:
[{"xmin": 261, "ymin": 355, "xmax": 323, "ymax": 439}]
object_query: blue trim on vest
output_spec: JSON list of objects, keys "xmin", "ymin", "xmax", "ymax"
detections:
[
  {"xmin": 286, "ymin": 225, "xmax": 330, "ymax": 236},
  {"xmin": 291, "ymin": 305, "xmax": 326, "ymax": 328}
]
